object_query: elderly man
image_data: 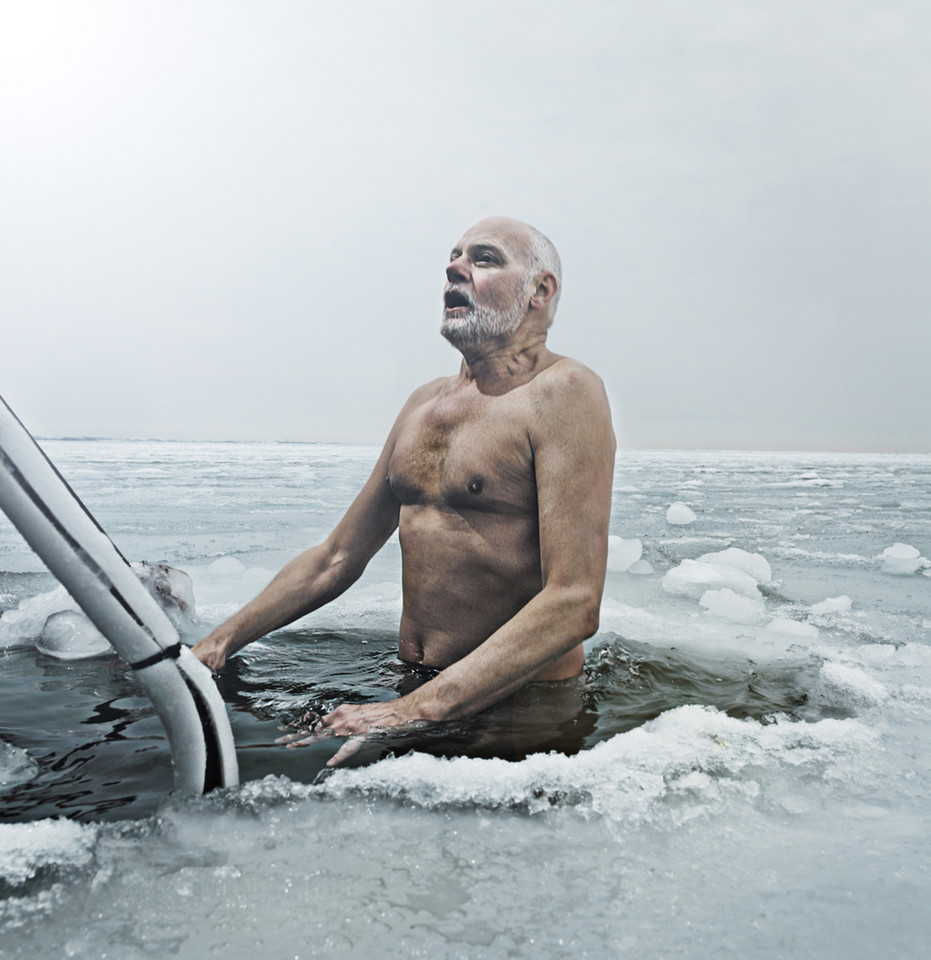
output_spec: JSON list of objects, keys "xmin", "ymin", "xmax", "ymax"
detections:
[{"xmin": 193, "ymin": 216, "xmax": 616, "ymax": 765}]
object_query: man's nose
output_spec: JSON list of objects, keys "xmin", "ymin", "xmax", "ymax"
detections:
[{"xmin": 446, "ymin": 255, "xmax": 469, "ymax": 282}]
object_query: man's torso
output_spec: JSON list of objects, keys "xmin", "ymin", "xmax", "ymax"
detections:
[{"xmin": 387, "ymin": 357, "xmax": 572, "ymax": 674}]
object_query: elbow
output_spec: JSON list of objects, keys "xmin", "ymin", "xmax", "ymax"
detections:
[
  {"xmin": 578, "ymin": 593, "xmax": 601, "ymax": 640},
  {"xmin": 557, "ymin": 583, "xmax": 601, "ymax": 642},
  {"xmin": 303, "ymin": 540, "xmax": 364, "ymax": 602}
]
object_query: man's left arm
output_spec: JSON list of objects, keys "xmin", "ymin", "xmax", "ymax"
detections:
[{"xmin": 305, "ymin": 364, "xmax": 615, "ymax": 764}]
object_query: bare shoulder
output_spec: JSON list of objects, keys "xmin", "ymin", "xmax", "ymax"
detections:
[
  {"xmin": 524, "ymin": 358, "xmax": 615, "ymax": 457},
  {"xmin": 408, "ymin": 375, "xmax": 453, "ymax": 405},
  {"xmin": 537, "ymin": 356, "xmax": 605, "ymax": 387},
  {"xmin": 530, "ymin": 357, "xmax": 611, "ymax": 413},
  {"xmin": 393, "ymin": 376, "xmax": 452, "ymax": 423}
]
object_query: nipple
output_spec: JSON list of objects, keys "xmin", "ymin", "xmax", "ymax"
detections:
[{"xmin": 468, "ymin": 476, "xmax": 484, "ymax": 495}]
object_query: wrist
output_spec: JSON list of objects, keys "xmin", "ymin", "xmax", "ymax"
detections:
[{"xmin": 402, "ymin": 682, "xmax": 456, "ymax": 724}]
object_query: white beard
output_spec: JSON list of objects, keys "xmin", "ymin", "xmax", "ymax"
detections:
[{"xmin": 441, "ymin": 297, "xmax": 526, "ymax": 349}]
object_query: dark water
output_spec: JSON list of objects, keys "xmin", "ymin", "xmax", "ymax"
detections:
[{"xmin": 0, "ymin": 625, "xmax": 828, "ymax": 823}]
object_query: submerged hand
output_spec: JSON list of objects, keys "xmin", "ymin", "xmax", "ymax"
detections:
[{"xmin": 277, "ymin": 700, "xmax": 427, "ymax": 767}]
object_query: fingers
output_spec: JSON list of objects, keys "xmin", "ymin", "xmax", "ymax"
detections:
[
  {"xmin": 326, "ymin": 736, "xmax": 365, "ymax": 767},
  {"xmin": 206, "ymin": 657, "xmax": 226, "ymax": 676},
  {"xmin": 276, "ymin": 730, "xmax": 333, "ymax": 748},
  {"xmin": 191, "ymin": 640, "xmax": 226, "ymax": 672},
  {"xmin": 322, "ymin": 704, "xmax": 373, "ymax": 737},
  {"xmin": 274, "ymin": 701, "xmax": 420, "ymax": 766},
  {"xmin": 275, "ymin": 710, "xmax": 330, "ymax": 747},
  {"xmin": 274, "ymin": 706, "xmax": 380, "ymax": 765}
]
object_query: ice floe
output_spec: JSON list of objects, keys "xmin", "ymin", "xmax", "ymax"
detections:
[
  {"xmin": 0, "ymin": 742, "xmax": 38, "ymax": 794},
  {"xmin": 0, "ymin": 562, "xmax": 198, "ymax": 658},
  {"xmin": 695, "ymin": 546, "xmax": 772, "ymax": 583},
  {"xmin": 663, "ymin": 559, "xmax": 762, "ymax": 601},
  {"xmin": 817, "ymin": 662, "xmax": 887, "ymax": 709},
  {"xmin": 810, "ymin": 595, "xmax": 853, "ymax": 616},
  {"xmin": 699, "ymin": 588, "xmax": 766, "ymax": 624},
  {"xmin": 0, "ymin": 819, "xmax": 97, "ymax": 885},
  {"xmin": 765, "ymin": 619, "xmax": 820, "ymax": 640},
  {"xmin": 607, "ymin": 536, "xmax": 642, "ymax": 572},
  {"xmin": 879, "ymin": 543, "xmax": 930, "ymax": 576},
  {"xmin": 666, "ymin": 502, "xmax": 697, "ymax": 525}
]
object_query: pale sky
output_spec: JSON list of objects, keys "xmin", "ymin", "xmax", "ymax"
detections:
[{"xmin": 2, "ymin": 0, "xmax": 929, "ymax": 452}]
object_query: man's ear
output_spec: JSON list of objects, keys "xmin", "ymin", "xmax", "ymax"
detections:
[{"xmin": 529, "ymin": 272, "xmax": 558, "ymax": 311}]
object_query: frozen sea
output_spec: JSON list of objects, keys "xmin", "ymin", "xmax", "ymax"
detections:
[{"xmin": 1, "ymin": 439, "xmax": 930, "ymax": 959}]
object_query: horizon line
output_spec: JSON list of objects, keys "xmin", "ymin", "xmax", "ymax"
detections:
[{"xmin": 37, "ymin": 436, "xmax": 931, "ymax": 456}]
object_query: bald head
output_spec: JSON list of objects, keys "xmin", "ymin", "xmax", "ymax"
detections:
[{"xmin": 465, "ymin": 217, "xmax": 562, "ymax": 317}]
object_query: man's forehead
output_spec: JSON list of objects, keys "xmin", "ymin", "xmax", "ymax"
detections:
[{"xmin": 453, "ymin": 217, "xmax": 531, "ymax": 256}]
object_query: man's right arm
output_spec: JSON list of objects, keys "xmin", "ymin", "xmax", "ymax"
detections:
[{"xmin": 192, "ymin": 426, "xmax": 403, "ymax": 671}]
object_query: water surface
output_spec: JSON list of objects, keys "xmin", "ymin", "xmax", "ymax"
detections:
[{"xmin": 2, "ymin": 442, "xmax": 930, "ymax": 958}]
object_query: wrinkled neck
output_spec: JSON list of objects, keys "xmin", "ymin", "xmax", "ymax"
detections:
[{"xmin": 458, "ymin": 331, "xmax": 553, "ymax": 393}]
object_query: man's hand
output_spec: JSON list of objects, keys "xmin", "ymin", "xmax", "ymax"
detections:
[
  {"xmin": 191, "ymin": 630, "xmax": 231, "ymax": 672},
  {"xmin": 276, "ymin": 698, "xmax": 427, "ymax": 767}
]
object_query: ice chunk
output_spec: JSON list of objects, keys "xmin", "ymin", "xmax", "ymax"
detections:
[
  {"xmin": 132, "ymin": 561, "xmax": 195, "ymax": 612},
  {"xmin": 131, "ymin": 562, "xmax": 196, "ymax": 636},
  {"xmin": 319, "ymin": 705, "xmax": 878, "ymax": 826},
  {"xmin": 818, "ymin": 662, "xmax": 886, "ymax": 708},
  {"xmin": 765, "ymin": 619, "xmax": 819, "ymax": 640},
  {"xmin": 699, "ymin": 588, "xmax": 765, "ymax": 624},
  {"xmin": 607, "ymin": 536, "xmax": 642, "ymax": 572},
  {"xmin": 696, "ymin": 547, "xmax": 772, "ymax": 583},
  {"xmin": 0, "ymin": 585, "xmax": 74, "ymax": 648},
  {"xmin": 790, "ymin": 473, "xmax": 837, "ymax": 487},
  {"xmin": 598, "ymin": 598, "xmax": 667, "ymax": 637},
  {"xmin": 666, "ymin": 502, "xmax": 697, "ymax": 525},
  {"xmin": 36, "ymin": 611, "xmax": 113, "ymax": 660},
  {"xmin": 627, "ymin": 559, "xmax": 654, "ymax": 576},
  {"xmin": 879, "ymin": 543, "xmax": 928, "ymax": 576},
  {"xmin": 662, "ymin": 559, "xmax": 762, "ymax": 601},
  {"xmin": 883, "ymin": 543, "xmax": 920, "ymax": 559},
  {"xmin": 0, "ymin": 820, "xmax": 97, "ymax": 885},
  {"xmin": 206, "ymin": 556, "xmax": 247, "ymax": 577},
  {"xmin": 0, "ymin": 741, "xmax": 38, "ymax": 793},
  {"xmin": 1, "ymin": 562, "xmax": 197, "ymax": 658},
  {"xmin": 811, "ymin": 595, "xmax": 853, "ymax": 616}
]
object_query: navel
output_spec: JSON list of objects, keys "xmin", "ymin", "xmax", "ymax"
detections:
[{"xmin": 468, "ymin": 476, "xmax": 484, "ymax": 495}]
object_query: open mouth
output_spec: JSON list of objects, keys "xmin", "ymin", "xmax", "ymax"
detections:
[{"xmin": 444, "ymin": 288, "xmax": 473, "ymax": 313}]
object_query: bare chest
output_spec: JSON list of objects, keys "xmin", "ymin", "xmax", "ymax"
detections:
[{"xmin": 388, "ymin": 391, "xmax": 535, "ymax": 512}]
